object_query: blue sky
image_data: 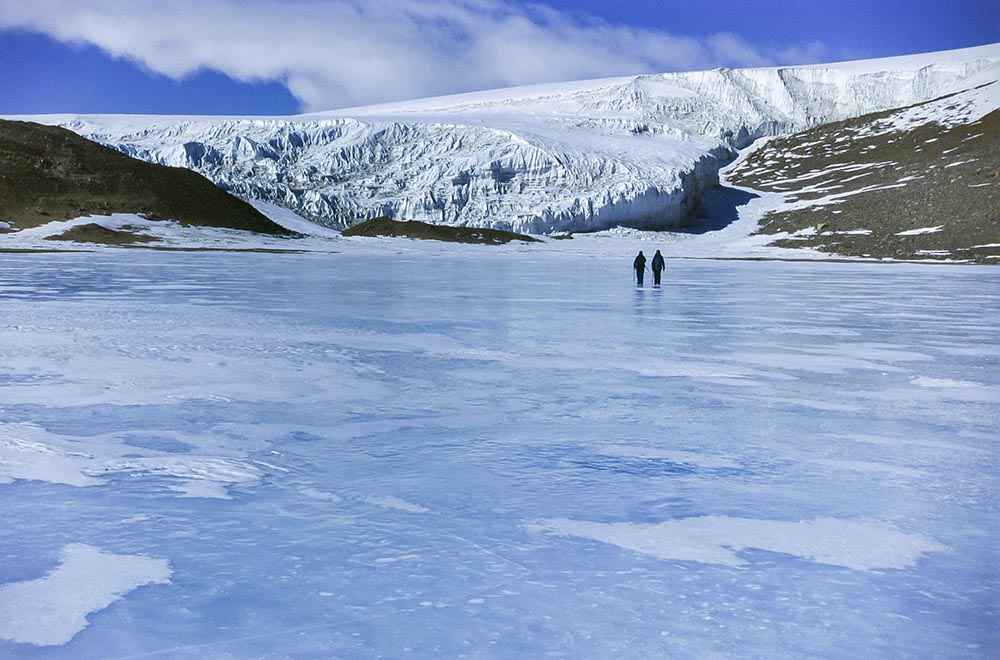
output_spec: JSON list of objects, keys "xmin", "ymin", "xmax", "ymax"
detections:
[{"xmin": 0, "ymin": 0, "xmax": 996, "ymax": 115}]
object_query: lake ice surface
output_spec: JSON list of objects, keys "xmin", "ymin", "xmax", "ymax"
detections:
[{"xmin": 0, "ymin": 251, "xmax": 997, "ymax": 659}]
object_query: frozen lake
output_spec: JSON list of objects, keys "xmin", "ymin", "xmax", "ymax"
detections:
[{"xmin": 0, "ymin": 251, "xmax": 997, "ymax": 659}]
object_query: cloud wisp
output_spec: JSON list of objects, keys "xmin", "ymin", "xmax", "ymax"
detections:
[{"xmin": 0, "ymin": 0, "xmax": 831, "ymax": 112}]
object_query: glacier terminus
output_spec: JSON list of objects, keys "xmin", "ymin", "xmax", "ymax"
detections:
[{"xmin": 30, "ymin": 43, "xmax": 1000, "ymax": 235}]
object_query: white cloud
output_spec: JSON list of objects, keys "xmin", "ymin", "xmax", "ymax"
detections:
[{"xmin": 0, "ymin": 0, "xmax": 831, "ymax": 111}]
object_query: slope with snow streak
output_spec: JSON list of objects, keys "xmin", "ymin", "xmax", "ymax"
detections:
[
  {"xmin": 725, "ymin": 81, "xmax": 1000, "ymax": 262},
  {"xmin": 29, "ymin": 44, "xmax": 1000, "ymax": 235}
]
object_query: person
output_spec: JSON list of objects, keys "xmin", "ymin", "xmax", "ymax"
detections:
[
  {"xmin": 651, "ymin": 249, "xmax": 665, "ymax": 285},
  {"xmin": 633, "ymin": 251, "xmax": 646, "ymax": 286}
]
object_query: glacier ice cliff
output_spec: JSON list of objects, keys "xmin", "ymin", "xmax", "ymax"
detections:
[{"xmin": 43, "ymin": 44, "xmax": 1000, "ymax": 234}]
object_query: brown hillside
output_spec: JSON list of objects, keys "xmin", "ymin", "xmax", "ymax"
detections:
[
  {"xmin": 726, "ymin": 96, "xmax": 999, "ymax": 263},
  {"xmin": 0, "ymin": 119, "xmax": 292, "ymax": 236}
]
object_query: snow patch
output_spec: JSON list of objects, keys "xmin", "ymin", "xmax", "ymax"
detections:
[
  {"xmin": 0, "ymin": 423, "xmax": 261, "ymax": 499},
  {"xmin": 532, "ymin": 516, "xmax": 948, "ymax": 570},
  {"xmin": 896, "ymin": 226, "xmax": 944, "ymax": 236},
  {"xmin": 249, "ymin": 200, "xmax": 342, "ymax": 238},
  {"xmin": 911, "ymin": 376, "xmax": 990, "ymax": 389},
  {"xmin": 0, "ymin": 213, "xmax": 338, "ymax": 252},
  {"xmin": 102, "ymin": 456, "xmax": 261, "ymax": 499},
  {"xmin": 0, "ymin": 424, "xmax": 104, "ymax": 487},
  {"xmin": 0, "ymin": 544, "xmax": 171, "ymax": 647}
]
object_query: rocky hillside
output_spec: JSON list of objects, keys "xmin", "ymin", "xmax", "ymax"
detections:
[
  {"xmin": 725, "ymin": 84, "xmax": 1000, "ymax": 263},
  {"xmin": 0, "ymin": 120, "xmax": 292, "ymax": 238}
]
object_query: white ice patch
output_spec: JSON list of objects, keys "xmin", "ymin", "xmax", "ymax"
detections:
[
  {"xmin": 0, "ymin": 544, "xmax": 171, "ymax": 647},
  {"xmin": 533, "ymin": 516, "xmax": 948, "ymax": 571},
  {"xmin": 911, "ymin": 375, "xmax": 992, "ymax": 389},
  {"xmin": 626, "ymin": 359, "xmax": 783, "ymax": 383},
  {"xmin": 364, "ymin": 495, "xmax": 431, "ymax": 514},
  {"xmin": 0, "ymin": 425, "xmax": 104, "ymax": 487},
  {"xmin": 909, "ymin": 376, "xmax": 1000, "ymax": 402},
  {"xmin": 0, "ymin": 423, "xmax": 261, "ymax": 498},
  {"xmin": 100, "ymin": 456, "xmax": 261, "ymax": 500}
]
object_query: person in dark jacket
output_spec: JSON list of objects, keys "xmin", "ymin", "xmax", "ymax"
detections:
[
  {"xmin": 651, "ymin": 249, "xmax": 665, "ymax": 285},
  {"xmin": 633, "ymin": 251, "xmax": 647, "ymax": 286}
]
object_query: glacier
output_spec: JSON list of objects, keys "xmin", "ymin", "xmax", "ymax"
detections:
[{"xmin": 21, "ymin": 43, "xmax": 1000, "ymax": 235}]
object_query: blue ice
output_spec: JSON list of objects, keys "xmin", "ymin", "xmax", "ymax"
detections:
[{"xmin": 0, "ymin": 251, "xmax": 997, "ymax": 658}]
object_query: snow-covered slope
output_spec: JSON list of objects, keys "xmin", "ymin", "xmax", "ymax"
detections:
[{"xmin": 24, "ymin": 44, "xmax": 1000, "ymax": 234}]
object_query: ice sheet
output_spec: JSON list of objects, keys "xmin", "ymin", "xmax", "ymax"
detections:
[{"xmin": 0, "ymin": 252, "xmax": 996, "ymax": 659}]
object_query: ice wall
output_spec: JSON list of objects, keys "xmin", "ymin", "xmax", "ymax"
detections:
[{"xmin": 51, "ymin": 45, "xmax": 1000, "ymax": 233}]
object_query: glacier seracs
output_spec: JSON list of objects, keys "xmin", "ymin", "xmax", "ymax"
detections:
[{"xmin": 29, "ymin": 43, "xmax": 1000, "ymax": 234}]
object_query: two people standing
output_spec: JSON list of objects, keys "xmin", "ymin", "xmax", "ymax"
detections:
[{"xmin": 633, "ymin": 249, "xmax": 665, "ymax": 286}]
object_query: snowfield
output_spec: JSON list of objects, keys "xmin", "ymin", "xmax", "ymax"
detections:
[{"xmin": 14, "ymin": 43, "xmax": 1000, "ymax": 234}]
